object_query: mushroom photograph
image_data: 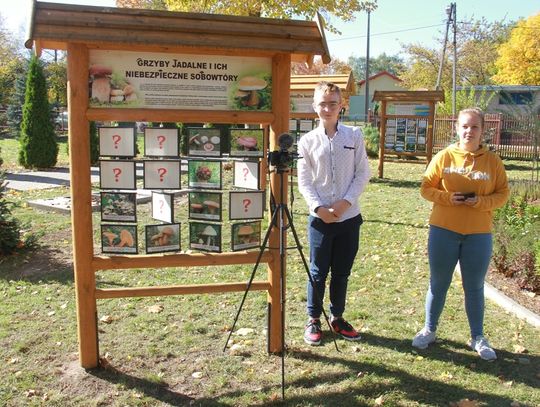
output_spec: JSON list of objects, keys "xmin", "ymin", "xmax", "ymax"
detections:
[
  {"xmin": 187, "ymin": 160, "xmax": 222, "ymax": 189},
  {"xmin": 101, "ymin": 225, "xmax": 138, "ymax": 254},
  {"xmin": 231, "ymin": 221, "xmax": 261, "ymax": 251},
  {"xmin": 89, "ymin": 64, "xmax": 138, "ymax": 106},
  {"xmin": 100, "ymin": 192, "xmax": 137, "ymax": 222},
  {"xmin": 145, "ymin": 224, "xmax": 180, "ymax": 254},
  {"xmin": 229, "ymin": 128, "xmax": 264, "ymax": 157},
  {"xmin": 187, "ymin": 128, "xmax": 222, "ymax": 157},
  {"xmin": 189, "ymin": 222, "xmax": 222, "ymax": 252},
  {"xmin": 188, "ymin": 192, "xmax": 222, "ymax": 221},
  {"xmin": 232, "ymin": 74, "xmax": 271, "ymax": 111}
]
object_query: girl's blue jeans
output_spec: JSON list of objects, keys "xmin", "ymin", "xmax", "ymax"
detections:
[
  {"xmin": 306, "ymin": 214, "xmax": 362, "ymax": 319},
  {"xmin": 424, "ymin": 225, "xmax": 493, "ymax": 338}
]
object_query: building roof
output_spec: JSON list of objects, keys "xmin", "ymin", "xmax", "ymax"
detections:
[
  {"xmin": 357, "ymin": 71, "xmax": 402, "ymax": 86},
  {"xmin": 290, "ymin": 72, "xmax": 355, "ymax": 93},
  {"xmin": 372, "ymin": 90, "xmax": 444, "ymax": 102},
  {"xmin": 25, "ymin": 1, "xmax": 330, "ymax": 64}
]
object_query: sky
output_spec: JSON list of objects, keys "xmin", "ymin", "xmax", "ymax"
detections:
[{"xmin": 2, "ymin": 0, "xmax": 539, "ymax": 61}]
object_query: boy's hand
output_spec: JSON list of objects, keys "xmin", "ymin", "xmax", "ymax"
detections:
[
  {"xmin": 331, "ymin": 199, "xmax": 351, "ymax": 218},
  {"xmin": 317, "ymin": 207, "xmax": 339, "ymax": 223}
]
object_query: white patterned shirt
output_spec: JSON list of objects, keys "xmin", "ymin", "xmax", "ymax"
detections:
[{"xmin": 297, "ymin": 123, "xmax": 371, "ymax": 221}]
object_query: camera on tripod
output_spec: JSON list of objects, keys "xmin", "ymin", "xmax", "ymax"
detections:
[{"xmin": 268, "ymin": 133, "xmax": 299, "ymax": 171}]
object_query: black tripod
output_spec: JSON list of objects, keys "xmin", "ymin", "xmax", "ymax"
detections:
[{"xmin": 223, "ymin": 163, "xmax": 339, "ymax": 400}]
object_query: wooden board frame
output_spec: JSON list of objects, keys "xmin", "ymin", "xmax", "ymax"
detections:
[{"xmin": 26, "ymin": 1, "xmax": 329, "ymax": 368}]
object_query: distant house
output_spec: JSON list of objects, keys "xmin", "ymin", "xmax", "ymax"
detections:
[
  {"xmin": 350, "ymin": 71, "xmax": 405, "ymax": 119},
  {"xmin": 456, "ymin": 85, "xmax": 540, "ymax": 114},
  {"xmin": 290, "ymin": 72, "xmax": 356, "ymax": 118}
]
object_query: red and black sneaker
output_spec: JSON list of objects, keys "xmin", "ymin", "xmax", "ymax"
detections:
[
  {"xmin": 304, "ymin": 319, "xmax": 322, "ymax": 346},
  {"xmin": 331, "ymin": 317, "xmax": 361, "ymax": 341}
]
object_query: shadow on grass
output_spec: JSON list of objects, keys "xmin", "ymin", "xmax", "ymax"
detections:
[
  {"xmin": 0, "ymin": 245, "xmax": 74, "ymax": 285},
  {"xmin": 365, "ymin": 218, "xmax": 428, "ymax": 229},
  {"xmin": 86, "ymin": 333, "xmax": 538, "ymax": 406},
  {"xmin": 505, "ymin": 163, "xmax": 535, "ymax": 172},
  {"xmin": 88, "ymin": 367, "xmax": 200, "ymax": 407},
  {"xmin": 369, "ymin": 177, "xmax": 422, "ymax": 189}
]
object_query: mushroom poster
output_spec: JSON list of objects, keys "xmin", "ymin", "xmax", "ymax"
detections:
[
  {"xmin": 101, "ymin": 224, "xmax": 138, "ymax": 254},
  {"xmin": 229, "ymin": 129, "xmax": 264, "ymax": 158},
  {"xmin": 88, "ymin": 50, "xmax": 271, "ymax": 111},
  {"xmin": 231, "ymin": 221, "xmax": 261, "ymax": 251},
  {"xmin": 187, "ymin": 128, "xmax": 222, "ymax": 157},
  {"xmin": 187, "ymin": 160, "xmax": 222, "ymax": 189},
  {"xmin": 188, "ymin": 192, "xmax": 222, "ymax": 221},
  {"xmin": 189, "ymin": 222, "xmax": 221, "ymax": 253},
  {"xmin": 145, "ymin": 224, "xmax": 181, "ymax": 254},
  {"xmin": 101, "ymin": 192, "xmax": 137, "ymax": 222}
]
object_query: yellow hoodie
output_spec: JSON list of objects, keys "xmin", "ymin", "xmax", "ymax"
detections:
[{"xmin": 421, "ymin": 143, "xmax": 510, "ymax": 234}]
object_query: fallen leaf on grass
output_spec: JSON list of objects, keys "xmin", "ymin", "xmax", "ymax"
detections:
[
  {"xmin": 25, "ymin": 390, "xmax": 38, "ymax": 398},
  {"xmin": 100, "ymin": 315, "xmax": 113, "ymax": 324},
  {"xmin": 512, "ymin": 344, "xmax": 527, "ymax": 354},
  {"xmin": 510, "ymin": 401, "xmax": 521, "ymax": 407},
  {"xmin": 148, "ymin": 304, "xmax": 164, "ymax": 313},
  {"xmin": 235, "ymin": 328, "xmax": 254, "ymax": 336},
  {"xmin": 192, "ymin": 371, "xmax": 203, "ymax": 379},
  {"xmin": 503, "ymin": 380, "xmax": 513, "ymax": 387},
  {"xmin": 374, "ymin": 395, "xmax": 384, "ymax": 405}
]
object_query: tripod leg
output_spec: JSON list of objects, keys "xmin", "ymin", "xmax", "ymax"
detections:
[
  {"xmin": 223, "ymin": 207, "xmax": 279, "ymax": 352},
  {"xmin": 283, "ymin": 206, "xmax": 340, "ymax": 352}
]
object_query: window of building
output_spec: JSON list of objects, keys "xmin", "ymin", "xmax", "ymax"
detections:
[{"xmin": 499, "ymin": 91, "xmax": 533, "ymax": 105}]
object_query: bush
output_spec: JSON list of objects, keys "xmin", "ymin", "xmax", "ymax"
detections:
[
  {"xmin": 18, "ymin": 55, "xmax": 58, "ymax": 169},
  {"xmin": 493, "ymin": 180, "xmax": 540, "ymax": 293},
  {"xmin": 361, "ymin": 124, "xmax": 379, "ymax": 158}
]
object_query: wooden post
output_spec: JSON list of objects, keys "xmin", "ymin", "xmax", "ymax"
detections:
[
  {"xmin": 426, "ymin": 101, "xmax": 436, "ymax": 164},
  {"xmin": 67, "ymin": 43, "xmax": 98, "ymax": 368},
  {"xmin": 377, "ymin": 101, "xmax": 387, "ymax": 178},
  {"xmin": 267, "ymin": 53, "xmax": 291, "ymax": 353}
]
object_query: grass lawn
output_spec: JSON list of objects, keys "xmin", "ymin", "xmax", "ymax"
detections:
[{"xmin": 0, "ymin": 137, "xmax": 539, "ymax": 406}]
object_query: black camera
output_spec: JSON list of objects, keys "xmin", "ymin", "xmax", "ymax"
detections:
[{"xmin": 268, "ymin": 133, "xmax": 298, "ymax": 170}]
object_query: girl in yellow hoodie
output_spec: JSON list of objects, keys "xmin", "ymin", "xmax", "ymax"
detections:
[{"xmin": 412, "ymin": 108, "xmax": 509, "ymax": 361}]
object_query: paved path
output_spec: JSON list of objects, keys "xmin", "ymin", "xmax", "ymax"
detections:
[{"xmin": 5, "ymin": 167, "xmax": 100, "ymax": 191}]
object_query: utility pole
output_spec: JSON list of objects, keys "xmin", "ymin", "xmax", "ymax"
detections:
[
  {"xmin": 364, "ymin": 9, "xmax": 371, "ymax": 122},
  {"xmin": 450, "ymin": 3, "xmax": 457, "ymax": 116},
  {"xmin": 436, "ymin": 4, "xmax": 452, "ymax": 90}
]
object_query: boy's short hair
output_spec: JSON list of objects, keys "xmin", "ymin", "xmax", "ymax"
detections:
[{"xmin": 314, "ymin": 81, "xmax": 342, "ymax": 100}]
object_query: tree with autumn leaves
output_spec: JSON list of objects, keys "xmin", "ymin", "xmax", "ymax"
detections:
[
  {"xmin": 116, "ymin": 0, "xmax": 377, "ymax": 33},
  {"xmin": 493, "ymin": 12, "xmax": 540, "ymax": 86}
]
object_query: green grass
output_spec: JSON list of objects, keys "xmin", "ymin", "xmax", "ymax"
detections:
[{"xmin": 0, "ymin": 152, "xmax": 539, "ymax": 406}]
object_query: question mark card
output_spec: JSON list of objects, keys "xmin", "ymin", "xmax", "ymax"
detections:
[
  {"xmin": 143, "ymin": 160, "xmax": 181, "ymax": 190},
  {"xmin": 229, "ymin": 191, "xmax": 264, "ymax": 220},
  {"xmin": 151, "ymin": 191, "xmax": 174, "ymax": 223},
  {"xmin": 99, "ymin": 160, "xmax": 136, "ymax": 190},
  {"xmin": 144, "ymin": 128, "xmax": 179, "ymax": 157},
  {"xmin": 99, "ymin": 127, "xmax": 136, "ymax": 157},
  {"xmin": 233, "ymin": 160, "xmax": 259, "ymax": 190}
]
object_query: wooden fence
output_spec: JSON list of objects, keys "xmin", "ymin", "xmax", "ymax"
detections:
[{"xmin": 433, "ymin": 114, "xmax": 540, "ymax": 160}]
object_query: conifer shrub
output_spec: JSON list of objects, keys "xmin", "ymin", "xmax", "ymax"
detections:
[{"xmin": 18, "ymin": 55, "xmax": 58, "ymax": 169}]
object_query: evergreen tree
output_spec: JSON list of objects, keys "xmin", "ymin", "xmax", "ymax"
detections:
[
  {"xmin": 6, "ymin": 59, "xmax": 28, "ymax": 138},
  {"xmin": 18, "ymin": 55, "xmax": 58, "ymax": 168},
  {"xmin": 0, "ymin": 147, "xmax": 21, "ymax": 256}
]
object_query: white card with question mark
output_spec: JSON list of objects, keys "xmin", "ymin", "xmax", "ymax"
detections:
[
  {"xmin": 143, "ymin": 160, "xmax": 181, "ymax": 190},
  {"xmin": 233, "ymin": 161, "xmax": 259, "ymax": 190},
  {"xmin": 151, "ymin": 191, "xmax": 174, "ymax": 223},
  {"xmin": 229, "ymin": 191, "xmax": 265, "ymax": 220},
  {"xmin": 99, "ymin": 127, "xmax": 136, "ymax": 157},
  {"xmin": 99, "ymin": 160, "xmax": 137, "ymax": 190},
  {"xmin": 144, "ymin": 128, "xmax": 179, "ymax": 157}
]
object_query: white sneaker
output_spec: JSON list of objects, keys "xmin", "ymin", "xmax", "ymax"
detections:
[
  {"xmin": 470, "ymin": 335, "xmax": 497, "ymax": 361},
  {"xmin": 412, "ymin": 327, "xmax": 436, "ymax": 349}
]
